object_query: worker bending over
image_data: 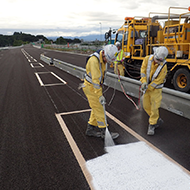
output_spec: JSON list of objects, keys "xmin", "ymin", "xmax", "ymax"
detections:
[
  {"xmin": 114, "ymin": 42, "xmax": 125, "ymax": 76},
  {"xmin": 82, "ymin": 44, "xmax": 119, "ymax": 139},
  {"xmin": 140, "ymin": 46, "xmax": 168, "ymax": 135}
]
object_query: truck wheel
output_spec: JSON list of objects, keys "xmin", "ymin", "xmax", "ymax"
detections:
[{"xmin": 173, "ymin": 68, "xmax": 190, "ymax": 92}]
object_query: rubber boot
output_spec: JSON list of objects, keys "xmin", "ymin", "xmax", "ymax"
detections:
[
  {"xmin": 157, "ymin": 118, "xmax": 164, "ymax": 127},
  {"xmin": 147, "ymin": 118, "xmax": 164, "ymax": 135},
  {"xmin": 147, "ymin": 124, "xmax": 157, "ymax": 135},
  {"xmin": 85, "ymin": 124, "xmax": 101, "ymax": 138},
  {"xmin": 99, "ymin": 128, "xmax": 119, "ymax": 139}
]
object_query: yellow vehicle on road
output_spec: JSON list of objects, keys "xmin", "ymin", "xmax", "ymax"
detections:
[{"xmin": 114, "ymin": 7, "xmax": 190, "ymax": 92}]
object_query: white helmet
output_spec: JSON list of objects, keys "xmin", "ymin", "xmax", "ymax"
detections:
[
  {"xmin": 115, "ymin": 41, "xmax": 121, "ymax": 48},
  {"xmin": 154, "ymin": 46, "xmax": 168, "ymax": 62},
  {"xmin": 103, "ymin": 44, "xmax": 118, "ymax": 63}
]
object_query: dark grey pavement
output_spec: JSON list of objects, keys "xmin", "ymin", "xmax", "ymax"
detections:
[{"xmin": 0, "ymin": 45, "xmax": 189, "ymax": 189}]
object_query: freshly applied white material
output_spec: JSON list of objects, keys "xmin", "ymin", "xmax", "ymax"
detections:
[{"xmin": 86, "ymin": 141, "xmax": 190, "ymax": 190}]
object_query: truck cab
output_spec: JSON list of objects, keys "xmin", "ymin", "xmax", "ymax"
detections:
[{"xmin": 114, "ymin": 7, "xmax": 190, "ymax": 92}]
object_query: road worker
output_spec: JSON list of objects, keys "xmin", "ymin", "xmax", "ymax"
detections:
[
  {"xmin": 82, "ymin": 44, "xmax": 119, "ymax": 139},
  {"xmin": 140, "ymin": 46, "xmax": 168, "ymax": 135},
  {"xmin": 114, "ymin": 42, "xmax": 125, "ymax": 76}
]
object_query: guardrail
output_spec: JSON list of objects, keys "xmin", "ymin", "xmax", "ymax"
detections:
[
  {"xmin": 42, "ymin": 44, "xmax": 103, "ymax": 51},
  {"xmin": 0, "ymin": 45, "xmax": 23, "ymax": 50},
  {"xmin": 0, "ymin": 47, "xmax": 9, "ymax": 50},
  {"xmin": 40, "ymin": 54, "xmax": 190, "ymax": 120}
]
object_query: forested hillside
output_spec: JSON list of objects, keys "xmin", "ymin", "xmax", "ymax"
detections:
[
  {"xmin": 0, "ymin": 32, "xmax": 48, "ymax": 47},
  {"xmin": 0, "ymin": 32, "xmax": 81, "ymax": 47}
]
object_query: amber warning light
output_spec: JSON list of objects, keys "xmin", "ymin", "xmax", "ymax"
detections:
[{"xmin": 125, "ymin": 17, "xmax": 134, "ymax": 21}]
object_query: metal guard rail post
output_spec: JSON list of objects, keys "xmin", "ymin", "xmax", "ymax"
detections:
[{"xmin": 40, "ymin": 54, "xmax": 190, "ymax": 120}]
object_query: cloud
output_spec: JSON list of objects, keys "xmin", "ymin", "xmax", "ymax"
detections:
[{"xmin": 0, "ymin": 0, "xmax": 189, "ymax": 38}]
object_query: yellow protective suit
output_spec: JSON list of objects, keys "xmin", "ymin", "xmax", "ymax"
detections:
[
  {"xmin": 82, "ymin": 50, "xmax": 107, "ymax": 128},
  {"xmin": 114, "ymin": 49, "xmax": 125, "ymax": 76},
  {"xmin": 140, "ymin": 55, "xmax": 167, "ymax": 125}
]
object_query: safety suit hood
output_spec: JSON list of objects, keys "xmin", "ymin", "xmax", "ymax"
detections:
[{"xmin": 154, "ymin": 46, "xmax": 168, "ymax": 62}]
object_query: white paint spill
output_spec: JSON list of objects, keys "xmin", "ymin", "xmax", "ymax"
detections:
[{"xmin": 86, "ymin": 141, "xmax": 190, "ymax": 190}]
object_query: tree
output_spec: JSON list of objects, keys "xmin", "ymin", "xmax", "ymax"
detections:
[
  {"xmin": 13, "ymin": 39, "xmax": 23, "ymax": 46},
  {"xmin": 56, "ymin": 37, "xmax": 67, "ymax": 44},
  {"xmin": 73, "ymin": 38, "xmax": 81, "ymax": 43}
]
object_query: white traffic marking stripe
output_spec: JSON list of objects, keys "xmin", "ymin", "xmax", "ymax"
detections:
[
  {"xmin": 51, "ymin": 72, "xmax": 67, "ymax": 84},
  {"xmin": 35, "ymin": 73, "xmax": 44, "ymax": 86},
  {"xmin": 21, "ymin": 49, "xmax": 39, "ymax": 63},
  {"xmin": 30, "ymin": 63, "xmax": 44, "ymax": 68},
  {"xmin": 35, "ymin": 72, "xmax": 67, "ymax": 86},
  {"xmin": 39, "ymin": 63, "xmax": 44, "ymax": 67},
  {"xmin": 42, "ymin": 83, "xmax": 66, "ymax": 87}
]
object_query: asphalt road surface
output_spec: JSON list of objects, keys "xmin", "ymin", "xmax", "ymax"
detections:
[{"xmin": 0, "ymin": 45, "xmax": 189, "ymax": 189}]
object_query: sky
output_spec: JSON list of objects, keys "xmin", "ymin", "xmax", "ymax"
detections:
[
  {"xmin": 0, "ymin": 0, "xmax": 189, "ymax": 39},
  {"xmin": 86, "ymin": 141, "xmax": 190, "ymax": 190}
]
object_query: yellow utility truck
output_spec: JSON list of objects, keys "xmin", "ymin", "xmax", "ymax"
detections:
[{"xmin": 114, "ymin": 7, "xmax": 190, "ymax": 92}]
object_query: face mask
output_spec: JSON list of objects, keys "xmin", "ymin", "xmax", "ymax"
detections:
[{"xmin": 154, "ymin": 56, "xmax": 163, "ymax": 64}]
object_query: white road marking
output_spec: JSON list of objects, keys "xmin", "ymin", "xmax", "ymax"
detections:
[
  {"xmin": 39, "ymin": 63, "xmax": 44, "ymax": 67},
  {"xmin": 35, "ymin": 72, "xmax": 67, "ymax": 86},
  {"xmin": 30, "ymin": 62, "xmax": 44, "ymax": 68},
  {"xmin": 51, "ymin": 72, "xmax": 67, "ymax": 84},
  {"xmin": 36, "ymin": 72, "xmax": 51, "ymax": 74},
  {"xmin": 21, "ymin": 49, "xmax": 39, "ymax": 63},
  {"xmin": 35, "ymin": 73, "xmax": 44, "ymax": 86},
  {"xmin": 43, "ymin": 83, "xmax": 66, "ymax": 87}
]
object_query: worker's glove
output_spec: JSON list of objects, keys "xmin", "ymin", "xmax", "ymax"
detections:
[
  {"xmin": 121, "ymin": 58, "xmax": 125, "ymax": 62},
  {"xmin": 78, "ymin": 83, "xmax": 85, "ymax": 90},
  {"xmin": 141, "ymin": 82, "xmax": 147, "ymax": 92},
  {"xmin": 99, "ymin": 95, "xmax": 106, "ymax": 105},
  {"xmin": 117, "ymin": 58, "xmax": 125, "ymax": 64}
]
